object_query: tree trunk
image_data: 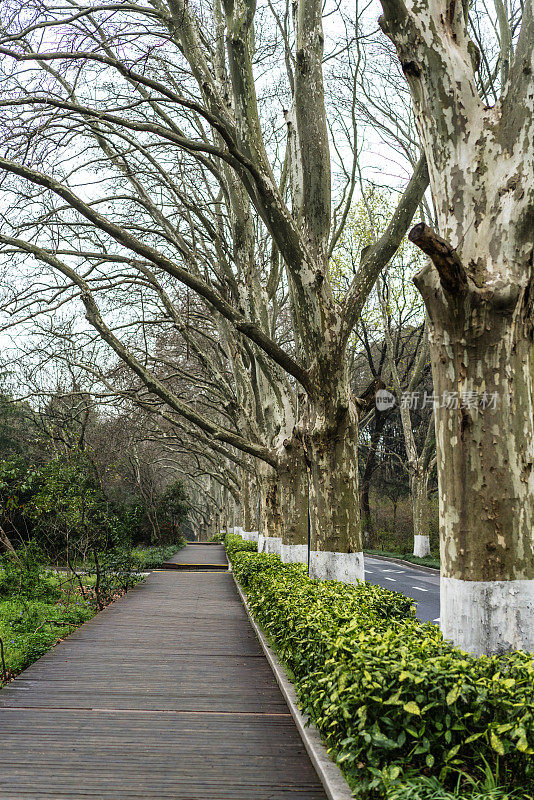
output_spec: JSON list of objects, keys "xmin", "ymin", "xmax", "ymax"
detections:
[
  {"xmin": 306, "ymin": 396, "xmax": 364, "ymax": 582},
  {"xmin": 240, "ymin": 469, "xmax": 258, "ymax": 542},
  {"xmin": 411, "ymin": 467, "xmax": 431, "ymax": 557},
  {"xmin": 0, "ymin": 526, "xmax": 18, "ymax": 557},
  {"xmin": 257, "ymin": 468, "xmax": 282, "ymax": 555},
  {"xmin": 279, "ymin": 439, "xmax": 309, "ymax": 564},
  {"xmin": 378, "ymin": 0, "xmax": 534, "ymax": 655},
  {"xmin": 360, "ymin": 410, "xmax": 388, "ymax": 548},
  {"xmin": 421, "ymin": 283, "xmax": 534, "ymax": 654}
]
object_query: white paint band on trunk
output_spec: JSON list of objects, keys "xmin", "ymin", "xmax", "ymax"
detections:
[
  {"xmin": 413, "ymin": 535, "xmax": 431, "ymax": 557},
  {"xmin": 309, "ymin": 551, "xmax": 364, "ymax": 583},
  {"xmin": 281, "ymin": 543, "xmax": 308, "ymax": 565},
  {"xmin": 441, "ymin": 576, "xmax": 534, "ymax": 655},
  {"xmin": 263, "ymin": 536, "xmax": 282, "ymax": 556}
]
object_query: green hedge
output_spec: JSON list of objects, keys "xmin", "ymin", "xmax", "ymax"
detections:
[
  {"xmin": 224, "ymin": 533, "xmax": 257, "ymax": 559},
  {"xmin": 226, "ymin": 543, "xmax": 534, "ymax": 797}
]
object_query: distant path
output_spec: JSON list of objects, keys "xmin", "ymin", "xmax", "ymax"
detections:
[
  {"xmin": 364, "ymin": 556, "xmax": 440, "ymax": 624},
  {"xmin": 165, "ymin": 542, "xmax": 228, "ymax": 567},
  {"xmin": 0, "ymin": 546, "xmax": 327, "ymax": 799}
]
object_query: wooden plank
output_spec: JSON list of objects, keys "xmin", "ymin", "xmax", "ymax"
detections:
[
  {"xmin": 164, "ymin": 544, "xmax": 228, "ymax": 567},
  {"xmin": 0, "ymin": 547, "xmax": 328, "ymax": 799}
]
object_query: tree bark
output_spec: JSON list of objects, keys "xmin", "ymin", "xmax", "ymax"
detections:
[
  {"xmin": 411, "ymin": 466, "xmax": 431, "ymax": 557},
  {"xmin": 0, "ymin": 526, "xmax": 17, "ymax": 557},
  {"xmin": 360, "ymin": 410, "xmax": 388, "ymax": 548},
  {"xmin": 379, "ymin": 0, "xmax": 534, "ymax": 654},
  {"xmin": 240, "ymin": 469, "xmax": 258, "ymax": 541},
  {"xmin": 257, "ymin": 467, "xmax": 282, "ymax": 556},
  {"xmin": 418, "ymin": 279, "xmax": 534, "ymax": 653},
  {"xmin": 305, "ymin": 390, "xmax": 364, "ymax": 582},
  {"xmin": 279, "ymin": 439, "xmax": 309, "ymax": 564}
]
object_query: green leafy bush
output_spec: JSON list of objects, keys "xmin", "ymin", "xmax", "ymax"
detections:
[
  {"xmin": 0, "ymin": 587, "xmax": 94, "ymax": 683},
  {"xmin": 384, "ymin": 775, "xmax": 525, "ymax": 800},
  {"xmin": 0, "ymin": 544, "xmax": 59, "ymax": 602},
  {"xmin": 226, "ymin": 545, "xmax": 534, "ymax": 796},
  {"xmin": 223, "ymin": 533, "xmax": 257, "ymax": 560}
]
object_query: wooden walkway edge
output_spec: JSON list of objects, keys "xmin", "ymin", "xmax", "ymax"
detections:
[{"xmin": 0, "ymin": 545, "xmax": 328, "ymax": 799}]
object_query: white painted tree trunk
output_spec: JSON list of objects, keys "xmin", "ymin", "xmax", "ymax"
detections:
[
  {"xmin": 425, "ymin": 304, "xmax": 534, "ymax": 654},
  {"xmin": 411, "ymin": 469, "xmax": 431, "ymax": 557},
  {"xmin": 379, "ymin": 0, "xmax": 534, "ymax": 653},
  {"xmin": 279, "ymin": 440, "xmax": 309, "ymax": 565},
  {"xmin": 307, "ymin": 398, "xmax": 364, "ymax": 583}
]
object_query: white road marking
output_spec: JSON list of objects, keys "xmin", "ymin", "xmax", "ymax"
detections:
[
  {"xmin": 434, "ymin": 617, "xmax": 440, "ymax": 622},
  {"xmin": 412, "ymin": 586, "xmax": 428, "ymax": 592},
  {"xmin": 364, "ymin": 570, "xmax": 374, "ymax": 574},
  {"xmin": 384, "ymin": 577, "xmax": 397, "ymax": 582}
]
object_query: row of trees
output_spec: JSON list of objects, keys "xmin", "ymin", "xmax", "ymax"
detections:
[
  {"xmin": 0, "ymin": 389, "xmax": 190, "ymax": 563},
  {"xmin": 0, "ymin": 0, "xmax": 532, "ymax": 655}
]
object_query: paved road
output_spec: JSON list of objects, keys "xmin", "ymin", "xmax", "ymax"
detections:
[{"xmin": 364, "ymin": 556, "xmax": 440, "ymax": 625}]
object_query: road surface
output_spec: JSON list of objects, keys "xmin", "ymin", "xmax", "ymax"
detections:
[{"xmin": 364, "ymin": 556, "xmax": 440, "ymax": 625}]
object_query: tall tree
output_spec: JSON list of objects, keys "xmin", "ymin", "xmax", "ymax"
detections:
[
  {"xmin": 0, "ymin": 0, "xmax": 428, "ymax": 580},
  {"xmin": 379, "ymin": 0, "xmax": 534, "ymax": 652}
]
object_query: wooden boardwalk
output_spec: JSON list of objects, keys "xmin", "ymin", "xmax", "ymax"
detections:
[
  {"xmin": 162, "ymin": 543, "xmax": 229, "ymax": 570},
  {"xmin": 0, "ymin": 545, "xmax": 328, "ymax": 799}
]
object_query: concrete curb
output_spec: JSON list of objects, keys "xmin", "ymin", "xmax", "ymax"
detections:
[
  {"xmin": 232, "ymin": 574, "xmax": 354, "ymax": 800},
  {"xmin": 365, "ymin": 552, "xmax": 439, "ymax": 575}
]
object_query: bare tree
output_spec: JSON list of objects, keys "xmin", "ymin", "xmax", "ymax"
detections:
[
  {"xmin": 0, "ymin": 0, "xmax": 428, "ymax": 580},
  {"xmin": 377, "ymin": 288, "xmax": 435, "ymax": 557}
]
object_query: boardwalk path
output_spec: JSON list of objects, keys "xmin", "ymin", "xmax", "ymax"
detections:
[{"xmin": 0, "ymin": 544, "xmax": 327, "ymax": 799}]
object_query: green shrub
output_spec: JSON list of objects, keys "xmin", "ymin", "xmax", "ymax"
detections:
[
  {"xmin": 0, "ymin": 543, "xmax": 59, "ymax": 602},
  {"xmin": 223, "ymin": 533, "xmax": 257, "ymax": 560},
  {"xmin": 0, "ymin": 591, "xmax": 94, "ymax": 682},
  {"xmin": 128, "ymin": 542, "xmax": 185, "ymax": 570},
  {"xmin": 384, "ymin": 775, "xmax": 525, "ymax": 800},
  {"xmin": 226, "ymin": 546, "xmax": 534, "ymax": 796}
]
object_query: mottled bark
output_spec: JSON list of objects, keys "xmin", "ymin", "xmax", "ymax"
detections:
[
  {"xmin": 380, "ymin": 0, "xmax": 534, "ymax": 653},
  {"xmin": 418, "ymin": 284, "xmax": 534, "ymax": 583},
  {"xmin": 240, "ymin": 470, "xmax": 256, "ymax": 532},
  {"xmin": 257, "ymin": 467, "xmax": 283, "ymax": 554},
  {"xmin": 198, "ymin": 521, "xmax": 208, "ymax": 542},
  {"xmin": 306, "ymin": 386, "xmax": 364, "ymax": 581},
  {"xmin": 417, "ymin": 278, "xmax": 534, "ymax": 651},
  {"xmin": 278, "ymin": 438, "xmax": 309, "ymax": 563},
  {"xmin": 411, "ymin": 467, "xmax": 430, "ymax": 557}
]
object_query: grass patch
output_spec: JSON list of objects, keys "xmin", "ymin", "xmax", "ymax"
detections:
[
  {"xmin": 365, "ymin": 549, "xmax": 440, "ymax": 570},
  {"xmin": 0, "ymin": 550, "xmax": 149, "ymax": 686},
  {"xmin": 1, "ymin": 569, "xmax": 97, "ymax": 684}
]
